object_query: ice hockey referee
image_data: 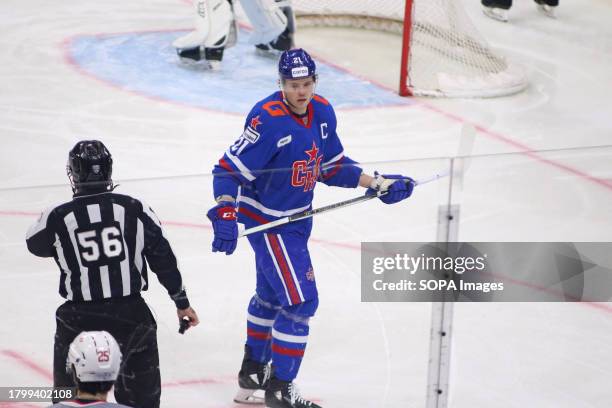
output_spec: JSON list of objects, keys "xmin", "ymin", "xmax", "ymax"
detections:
[{"xmin": 26, "ymin": 140, "xmax": 199, "ymax": 408}]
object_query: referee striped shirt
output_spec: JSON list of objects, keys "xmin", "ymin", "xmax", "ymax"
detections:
[{"xmin": 26, "ymin": 191, "xmax": 189, "ymax": 309}]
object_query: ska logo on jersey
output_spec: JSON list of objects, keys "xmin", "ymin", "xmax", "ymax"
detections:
[{"xmin": 291, "ymin": 141, "xmax": 323, "ymax": 192}]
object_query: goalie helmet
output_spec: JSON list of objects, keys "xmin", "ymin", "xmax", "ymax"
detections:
[
  {"xmin": 66, "ymin": 331, "xmax": 122, "ymax": 383},
  {"xmin": 278, "ymin": 48, "xmax": 316, "ymax": 80},
  {"xmin": 67, "ymin": 140, "xmax": 113, "ymax": 193}
]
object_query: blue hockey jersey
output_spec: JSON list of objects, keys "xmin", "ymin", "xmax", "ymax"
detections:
[{"xmin": 212, "ymin": 91, "xmax": 363, "ymax": 234}]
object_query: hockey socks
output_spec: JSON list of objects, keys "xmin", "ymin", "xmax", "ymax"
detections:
[
  {"xmin": 270, "ymin": 305, "xmax": 314, "ymax": 381},
  {"xmin": 246, "ymin": 295, "xmax": 280, "ymax": 363}
]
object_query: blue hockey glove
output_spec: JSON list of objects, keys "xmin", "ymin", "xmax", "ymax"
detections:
[
  {"xmin": 367, "ymin": 173, "xmax": 415, "ymax": 205},
  {"xmin": 206, "ymin": 201, "xmax": 238, "ymax": 255}
]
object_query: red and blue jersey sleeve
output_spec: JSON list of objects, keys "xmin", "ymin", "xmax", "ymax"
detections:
[
  {"xmin": 212, "ymin": 105, "xmax": 280, "ymax": 199},
  {"xmin": 316, "ymin": 99, "xmax": 362, "ymax": 188}
]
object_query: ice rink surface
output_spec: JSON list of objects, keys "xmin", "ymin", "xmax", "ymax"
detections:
[{"xmin": 1, "ymin": 0, "xmax": 611, "ymax": 407}]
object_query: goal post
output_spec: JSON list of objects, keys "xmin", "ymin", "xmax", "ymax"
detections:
[{"xmin": 292, "ymin": 0, "xmax": 528, "ymax": 98}]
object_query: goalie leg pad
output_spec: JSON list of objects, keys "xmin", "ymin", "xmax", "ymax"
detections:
[
  {"xmin": 173, "ymin": 0, "xmax": 235, "ymax": 54},
  {"xmin": 241, "ymin": 0, "xmax": 289, "ymax": 45}
]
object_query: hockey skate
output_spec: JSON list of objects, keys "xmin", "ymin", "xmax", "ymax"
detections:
[
  {"xmin": 535, "ymin": 1, "xmax": 556, "ymax": 18},
  {"xmin": 482, "ymin": 6, "xmax": 508, "ymax": 22},
  {"xmin": 175, "ymin": 46, "xmax": 223, "ymax": 70},
  {"xmin": 255, "ymin": 28, "xmax": 294, "ymax": 58},
  {"xmin": 234, "ymin": 347, "xmax": 271, "ymax": 404},
  {"xmin": 265, "ymin": 377, "xmax": 321, "ymax": 408}
]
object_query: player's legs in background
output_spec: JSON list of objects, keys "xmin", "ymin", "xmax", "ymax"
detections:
[
  {"xmin": 173, "ymin": 0, "xmax": 235, "ymax": 68},
  {"xmin": 534, "ymin": 0, "xmax": 558, "ymax": 17},
  {"xmin": 482, "ymin": 0, "xmax": 512, "ymax": 9},
  {"xmin": 241, "ymin": 0, "xmax": 295, "ymax": 55},
  {"xmin": 482, "ymin": 0, "xmax": 512, "ymax": 21}
]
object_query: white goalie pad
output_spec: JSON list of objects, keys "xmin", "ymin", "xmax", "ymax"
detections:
[
  {"xmin": 240, "ymin": 0, "xmax": 290, "ymax": 45},
  {"xmin": 173, "ymin": 0, "xmax": 235, "ymax": 49}
]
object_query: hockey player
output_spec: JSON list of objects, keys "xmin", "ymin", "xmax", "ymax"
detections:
[
  {"xmin": 26, "ymin": 140, "xmax": 199, "ymax": 408},
  {"xmin": 48, "ymin": 331, "xmax": 131, "ymax": 407},
  {"xmin": 207, "ymin": 48, "xmax": 415, "ymax": 407},
  {"xmin": 482, "ymin": 0, "xmax": 559, "ymax": 22},
  {"xmin": 173, "ymin": 0, "xmax": 295, "ymax": 67}
]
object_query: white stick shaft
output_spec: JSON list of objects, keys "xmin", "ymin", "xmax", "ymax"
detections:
[
  {"xmin": 239, "ymin": 217, "xmax": 289, "ymax": 236},
  {"xmin": 415, "ymin": 169, "xmax": 450, "ymax": 186}
]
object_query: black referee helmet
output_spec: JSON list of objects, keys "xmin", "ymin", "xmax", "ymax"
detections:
[{"xmin": 67, "ymin": 140, "xmax": 113, "ymax": 194}]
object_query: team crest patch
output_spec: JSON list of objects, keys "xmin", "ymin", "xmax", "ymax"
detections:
[
  {"xmin": 250, "ymin": 115, "xmax": 262, "ymax": 130},
  {"xmin": 306, "ymin": 267, "xmax": 315, "ymax": 281}
]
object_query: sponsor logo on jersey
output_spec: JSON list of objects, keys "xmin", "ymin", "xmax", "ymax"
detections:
[
  {"xmin": 291, "ymin": 141, "xmax": 322, "ymax": 192},
  {"xmin": 291, "ymin": 66, "xmax": 309, "ymax": 78},
  {"xmin": 243, "ymin": 127, "xmax": 260, "ymax": 143},
  {"xmin": 277, "ymin": 135, "xmax": 292, "ymax": 147}
]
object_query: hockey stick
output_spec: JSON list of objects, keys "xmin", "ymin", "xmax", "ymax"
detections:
[
  {"xmin": 238, "ymin": 124, "xmax": 476, "ymax": 237},
  {"xmin": 239, "ymin": 180, "xmax": 414, "ymax": 237}
]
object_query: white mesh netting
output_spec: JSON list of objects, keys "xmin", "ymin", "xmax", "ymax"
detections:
[{"xmin": 291, "ymin": 0, "xmax": 528, "ymax": 97}]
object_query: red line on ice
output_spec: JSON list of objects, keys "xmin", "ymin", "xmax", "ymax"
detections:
[
  {"xmin": 1, "ymin": 350, "xmax": 53, "ymax": 381},
  {"xmin": 4, "ymin": 211, "xmax": 612, "ymax": 314}
]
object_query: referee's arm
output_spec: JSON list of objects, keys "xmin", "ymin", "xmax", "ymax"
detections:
[
  {"xmin": 140, "ymin": 204, "xmax": 190, "ymax": 310},
  {"xmin": 26, "ymin": 207, "xmax": 55, "ymax": 257}
]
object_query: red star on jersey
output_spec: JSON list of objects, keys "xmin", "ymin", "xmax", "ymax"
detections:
[
  {"xmin": 250, "ymin": 115, "xmax": 262, "ymax": 130},
  {"xmin": 305, "ymin": 141, "xmax": 319, "ymax": 164}
]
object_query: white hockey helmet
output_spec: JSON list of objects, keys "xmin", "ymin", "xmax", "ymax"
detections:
[{"xmin": 66, "ymin": 331, "xmax": 122, "ymax": 382}]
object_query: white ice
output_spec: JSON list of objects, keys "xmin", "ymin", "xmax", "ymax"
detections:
[{"xmin": 1, "ymin": 0, "xmax": 611, "ymax": 407}]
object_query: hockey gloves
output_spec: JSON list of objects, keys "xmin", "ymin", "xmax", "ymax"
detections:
[
  {"xmin": 206, "ymin": 201, "xmax": 238, "ymax": 255},
  {"xmin": 367, "ymin": 173, "xmax": 415, "ymax": 205}
]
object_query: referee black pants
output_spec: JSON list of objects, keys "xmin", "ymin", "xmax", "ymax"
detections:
[{"xmin": 53, "ymin": 294, "xmax": 160, "ymax": 408}]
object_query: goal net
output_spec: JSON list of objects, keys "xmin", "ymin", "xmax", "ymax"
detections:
[{"xmin": 291, "ymin": 0, "xmax": 528, "ymax": 98}]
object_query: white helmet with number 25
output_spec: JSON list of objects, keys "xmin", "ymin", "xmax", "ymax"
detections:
[{"xmin": 66, "ymin": 331, "xmax": 122, "ymax": 382}]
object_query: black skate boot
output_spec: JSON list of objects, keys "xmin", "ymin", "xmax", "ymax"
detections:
[
  {"xmin": 234, "ymin": 346, "xmax": 271, "ymax": 404},
  {"xmin": 265, "ymin": 376, "xmax": 322, "ymax": 408}
]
